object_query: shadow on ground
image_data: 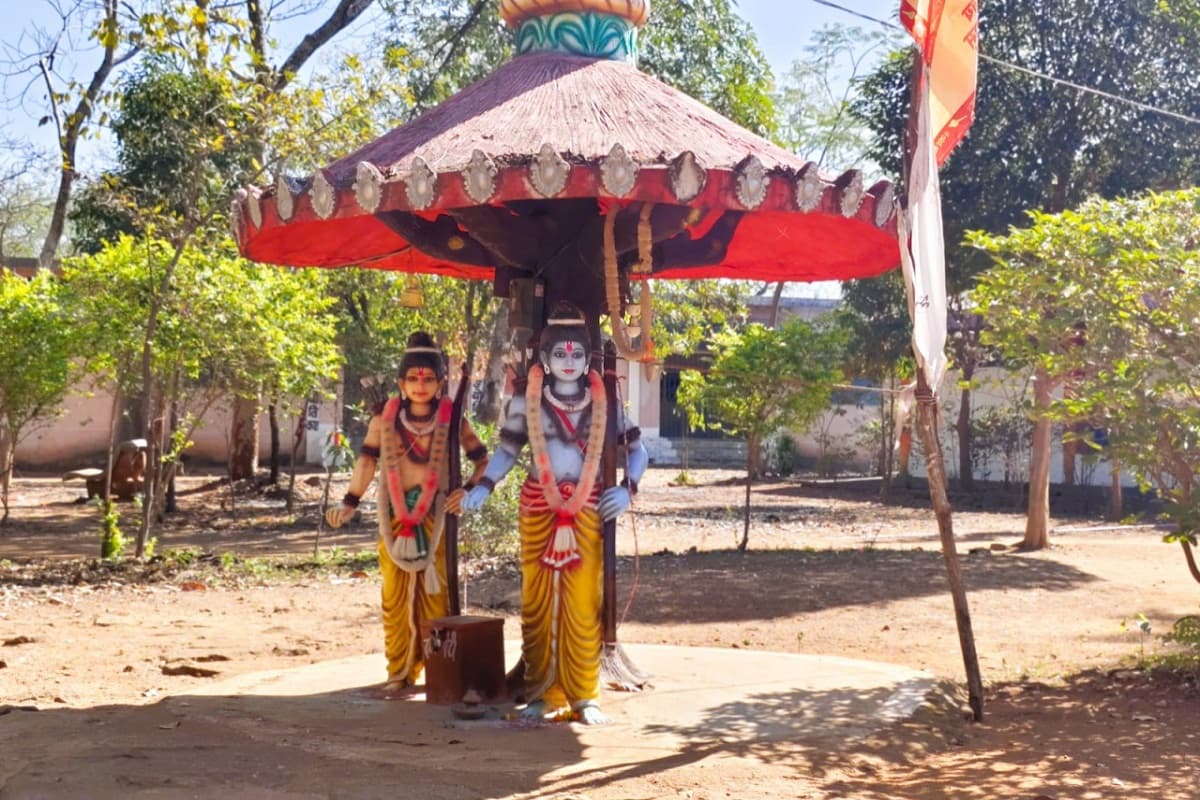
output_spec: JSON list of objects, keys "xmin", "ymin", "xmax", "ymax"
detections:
[
  {"xmin": 0, "ymin": 687, "xmax": 583, "ymax": 799},
  {"xmin": 817, "ymin": 667, "xmax": 1200, "ymax": 800},
  {"xmin": 468, "ymin": 547, "xmax": 1100, "ymax": 625}
]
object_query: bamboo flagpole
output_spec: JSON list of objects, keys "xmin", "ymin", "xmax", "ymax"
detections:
[
  {"xmin": 899, "ymin": 0, "xmax": 985, "ymax": 721},
  {"xmin": 444, "ymin": 363, "xmax": 470, "ymax": 616}
]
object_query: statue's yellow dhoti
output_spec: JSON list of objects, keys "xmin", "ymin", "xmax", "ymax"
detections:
[
  {"xmin": 519, "ymin": 478, "xmax": 603, "ymax": 709},
  {"xmin": 378, "ymin": 508, "xmax": 448, "ymax": 684}
]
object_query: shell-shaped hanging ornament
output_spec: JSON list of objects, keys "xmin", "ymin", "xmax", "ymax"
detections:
[
  {"xmin": 275, "ymin": 173, "xmax": 296, "ymax": 221},
  {"xmin": 230, "ymin": 190, "xmax": 246, "ymax": 245},
  {"xmin": 310, "ymin": 171, "xmax": 336, "ymax": 220},
  {"xmin": 354, "ymin": 162, "xmax": 384, "ymax": 213},
  {"xmin": 874, "ymin": 183, "xmax": 896, "ymax": 227},
  {"xmin": 734, "ymin": 156, "xmax": 769, "ymax": 209},
  {"xmin": 795, "ymin": 165, "xmax": 824, "ymax": 212},
  {"xmin": 531, "ymin": 144, "xmax": 570, "ymax": 197},
  {"xmin": 245, "ymin": 186, "xmax": 263, "ymax": 229},
  {"xmin": 669, "ymin": 151, "xmax": 707, "ymax": 203},
  {"xmin": 405, "ymin": 157, "xmax": 438, "ymax": 210},
  {"xmin": 601, "ymin": 143, "xmax": 638, "ymax": 197},
  {"xmin": 839, "ymin": 170, "xmax": 866, "ymax": 217},
  {"xmin": 463, "ymin": 149, "xmax": 498, "ymax": 204}
]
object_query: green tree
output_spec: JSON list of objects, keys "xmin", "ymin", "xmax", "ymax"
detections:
[
  {"xmin": 776, "ymin": 24, "xmax": 899, "ymax": 171},
  {"xmin": 69, "ymin": 65, "xmax": 255, "ymax": 251},
  {"xmin": 852, "ymin": 0, "xmax": 1200, "ymax": 518},
  {"xmin": 49, "ymin": 0, "xmax": 392, "ymax": 489},
  {"xmin": 6, "ymin": 0, "xmax": 379, "ymax": 267},
  {"xmin": 836, "ymin": 271, "xmax": 913, "ymax": 481},
  {"xmin": 677, "ymin": 318, "xmax": 845, "ymax": 551},
  {"xmin": 0, "ymin": 147, "xmax": 53, "ymax": 260},
  {"xmin": 971, "ymin": 189, "xmax": 1200, "ymax": 558},
  {"xmin": 0, "ymin": 270, "xmax": 80, "ymax": 524},
  {"xmin": 63, "ymin": 236, "xmax": 342, "ymax": 549}
]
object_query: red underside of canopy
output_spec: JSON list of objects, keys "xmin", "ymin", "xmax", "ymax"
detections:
[{"xmin": 242, "ymin": 208, "xmax": 898, "ymax": 283}]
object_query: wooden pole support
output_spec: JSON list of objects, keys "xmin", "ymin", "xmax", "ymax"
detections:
[{"xmin": 915, "ymin": 369, "xmax": 985, "ymax": 721}]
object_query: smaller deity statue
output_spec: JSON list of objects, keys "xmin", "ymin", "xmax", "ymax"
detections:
[{"xmin": 327, "ymin": 332, "xmax": 488, "ymax": 691}]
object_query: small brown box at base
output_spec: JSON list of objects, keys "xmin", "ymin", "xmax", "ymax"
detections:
[{"xmin": 419, "ymin": 615, "xmax": 507, "ymax": 705}]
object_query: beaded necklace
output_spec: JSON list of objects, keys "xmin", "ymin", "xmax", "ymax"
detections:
[
  {"xmin": 399, "ymin": 406, "xmax": 437, "ymax": 437},
  {"xmin": 542, "ymin": 386, "xmax": 591, "ymax": 413}
]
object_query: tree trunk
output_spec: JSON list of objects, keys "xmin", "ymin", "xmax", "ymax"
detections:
[
  {"xmin": 165, "ymin": 397, "xmax": 179, "ymax": 514},
  {"xmin": 0, "ymin": 429, "xmax": 13, "ymax": 527},
  {"xmin": 1108, "ymin": 460, "xmax": 1123, "ymax": 522},
  {"xmin": 1023, "ymin": 368, "xmax": 1055, "ymax": 550},
  {"xmin": 286, "ymin": 413, "xmax": 303, "ymax": 514},
  {"xmin": 1061, "ymin": 438, "xmax": 1077, "ymax": 487},
  {"xmin": 747, "ymin": 435, "xmax": 763, "ymax": 480},
  {"xmin": 768, "ymin": 282, "xmax": 785, "ymax": 328},
  {"xmin": 1061, "ymin": 376, "xmax": 1078, "ymax": 486},
  {"xmin": 136, "ymin": 376, "xmax": 157, "ymax": 558},
  {"xmin": 876, "ymin": 393, "xmax": 889, "ymax": 477},
  {"xmin": 39, "ymin": 0, "xmax": 123, "ymax": 267},
  {"xmin": 268, "ymin": 401, "xmax": 280, "ymax": 484},
  {"xmin": 739, "ymin": 440, "xmax": 753, "ymax": 552},
  {"xmin": 477, "ymin": 311, "xmax": 511, "ymax": 424},
  {"xmin": 880, "ymin": 373, "xmax": 896, "ymax": 500},
  {"xmin": 230, "ymin": 394, "xmax": 260, "ymax": 481},
  {"xmin": 136, "ymin": 386, "xmax": 162, "ymax": 558},
  {"xmin": 956, "ymin": 363, "xmax": 975, "ymax": 491}
]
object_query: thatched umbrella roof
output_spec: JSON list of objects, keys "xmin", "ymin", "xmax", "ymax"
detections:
[{"xmin": 233, "ymin": 50, "xmax": 897, "ymax": 282}]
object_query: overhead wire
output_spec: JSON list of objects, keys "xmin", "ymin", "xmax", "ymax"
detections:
[{"xmin": 808, "ymin": 0, "xmax": 1200, "ymax": 127}]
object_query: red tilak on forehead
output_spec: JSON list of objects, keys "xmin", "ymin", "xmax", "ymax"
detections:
[
  {"xmin": 409, "ymin": 367, "xmax": 431, "ymax": 379},
  {"xmin": 564, "ymin": 342, "xmax": 577, "ymax": 354}
]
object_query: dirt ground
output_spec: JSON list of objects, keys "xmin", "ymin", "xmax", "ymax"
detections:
[{"xmin": 1, "ymin": 467, "xmax": 1198, "ymax": 799}]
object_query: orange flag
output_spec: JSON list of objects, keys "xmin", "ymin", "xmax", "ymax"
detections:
[{"xmin": 901, "ymin": 0, "xmax": 979, "ymax": 165}]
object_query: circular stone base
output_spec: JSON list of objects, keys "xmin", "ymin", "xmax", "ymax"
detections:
[{"xmin": 0, "ymin": 643, "xmax": 936, "ymax": 799}]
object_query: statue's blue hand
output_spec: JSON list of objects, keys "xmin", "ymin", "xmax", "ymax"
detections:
[
  {"xmin": 597, "ymin": 486, "xmax": 631, "ymax": 520},
  {"xmin": 461, "ymin": 484, "xmax": 492, "ymax": 512}
]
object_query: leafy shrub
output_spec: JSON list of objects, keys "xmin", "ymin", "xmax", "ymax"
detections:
[
  {"xmin": 459, "ymin": 422, "xmax": 524, "ymax": 559},
  {"xmin": 766, "ymin": 432, "xmax": 799, "ymax": 477}
]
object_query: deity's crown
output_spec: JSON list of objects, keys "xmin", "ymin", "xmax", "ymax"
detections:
[
  {"xmin": 546, "ymin": 316, "xmax": 588, "ymax": 327},
  {"xmin": 499, "ymin": 0, "xmax": 650, "ymax": 28}
]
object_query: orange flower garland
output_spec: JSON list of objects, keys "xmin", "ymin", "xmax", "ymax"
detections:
[{"xmin": 379, "ymin": 395, "xmax": 452, "ymax": 564}]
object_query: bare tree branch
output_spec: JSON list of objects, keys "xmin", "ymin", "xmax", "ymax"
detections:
[
  {"xmin": 273, "ymin": 0, "xmax": 374, "ymax": 92},
  {"xmin": 38, "ymin": 0, "xmax": 130, "ymax": 268}
]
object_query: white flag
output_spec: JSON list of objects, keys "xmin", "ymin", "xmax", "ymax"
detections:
[{"xmin": 900, "ymin": 64, "xmax": 949, "ymax": 391}]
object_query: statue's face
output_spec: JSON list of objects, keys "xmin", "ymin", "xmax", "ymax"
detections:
[
  {"xmin": 545, "ymin": 339, "xmax": 588, "ymax": 383},
  {"xmin": 401, "ymin": 366, "xmax": 440, "ymax": 405}
]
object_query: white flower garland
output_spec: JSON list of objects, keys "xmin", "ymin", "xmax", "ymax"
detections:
[{"xmin": 525, "ymin": 364, "xmax": 607, "ymax": 569}]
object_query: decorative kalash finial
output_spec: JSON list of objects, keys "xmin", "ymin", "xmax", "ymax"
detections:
[{"xmin": 500, "ymin": 0, "xmax": 650, "ymax": 62}]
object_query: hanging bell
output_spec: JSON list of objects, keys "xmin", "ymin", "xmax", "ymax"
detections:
[{"xmin": 399, "ymin": 275, "xmax": 425, "ymax": 309}]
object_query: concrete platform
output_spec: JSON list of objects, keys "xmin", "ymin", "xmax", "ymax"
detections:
[{"xmin": 0, "ymin": 643, "xmax": 935, "ymax": 799}]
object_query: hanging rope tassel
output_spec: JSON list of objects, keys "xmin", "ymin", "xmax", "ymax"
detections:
[
  {"xmin": 424, "ymin": 560, "xmax": 441, "ymax": 594},
  {"xmin": 541, "ymin": 509, "xmax": 581, "ymax": 569},
  {"xmin": 604, "ymin": 206, "xmax": 656, "ymax": 362}
]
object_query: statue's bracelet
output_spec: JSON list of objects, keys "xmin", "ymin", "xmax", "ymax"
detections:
[
  {"xmin": 477, "ymin": 476, "xmax": 496, "ymax": 492},
  {"xmin": 342, "ymin": 492, "xmax": 361, "ymax": 508},
  {"xmin": 619, "ymin": 477, "xmax": 639, "ymax": 496}
]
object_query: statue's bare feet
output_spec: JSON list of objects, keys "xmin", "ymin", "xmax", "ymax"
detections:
[
  {"xmin": 574, "ymin": 701, "xmax": 609, "ymax": 726},
  {"xmin": 376, "ymin": 677, "xmax": 416, "ymax": 699},
  {"xmin": 518, "ymin": 700, "xmax": 548, "ymax": 720}
]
